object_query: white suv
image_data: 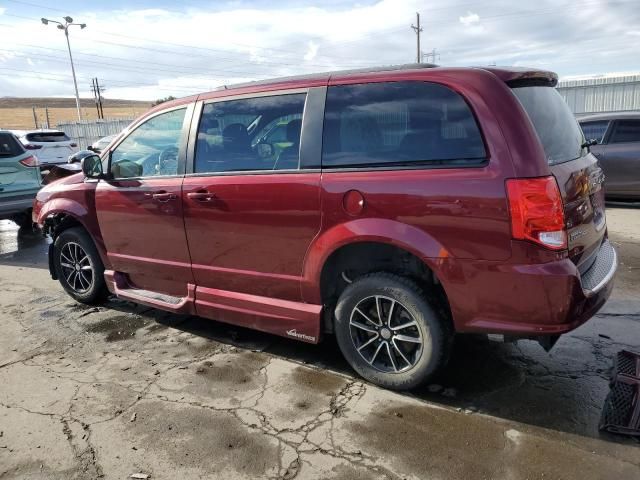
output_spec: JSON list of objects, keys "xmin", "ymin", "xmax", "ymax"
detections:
[{"xmin": 12, "ymin": 129, "xmax": 78, "ymax": 166}]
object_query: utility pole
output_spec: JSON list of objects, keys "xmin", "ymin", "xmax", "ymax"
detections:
[
  {"xmin": 90, "ymin": 78, "xmax": 105, "ymax": 119},
  {"xmin": 32, "ymin": 106, "xmax": 38, "ymax": 129},
  {"xmin": 41, "ymin": 16, "xmax": 87, "ymax": 122},
  {"xmin": 422, "ymin": 48, "xmax": 440, "ymax": 64},
  {"xmin": 411, "ymin": 12, "xmax": 423, "ymax": 64}
]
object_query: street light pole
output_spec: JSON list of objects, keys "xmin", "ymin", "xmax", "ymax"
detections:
[{"xmin": 42, "ymin": 17, "xmax": 86, "ymax": 122}]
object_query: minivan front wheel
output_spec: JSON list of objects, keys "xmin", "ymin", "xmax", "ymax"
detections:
[
  {"xmin": 334, "ymin": 273, "xmax": 450, "ymax": 390},
  {"xmin": 53, "ymin": 227, "xmax": 108, "ymax": 304}
]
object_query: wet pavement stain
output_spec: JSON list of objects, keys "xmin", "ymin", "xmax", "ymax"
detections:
[
  {"xmin": 124, "ymin": 400, "xmax": 279, "ymax": 476},
  {"xmin": 193, "ymin": 352, "xmax": 266, "ymax": 385},
  {"xmin": 349, "ymin": 402, "xmax": 640, "ymax": 479},
  {"xmin": 290, "ymin": 365, "xmax": 346, "ymax": 394},
  {"xmin": 86, "ymin": 315, "xmax": 151, "ymax": 342}
]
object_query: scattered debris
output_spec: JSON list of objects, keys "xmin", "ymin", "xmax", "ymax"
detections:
[
  {"xmin": 600, "ymin": 350, "xmax": 640, "ymax": 437},
  {"xmin": 121, "ymin": 366, "xmax": 131, "ymax": 371},
  {"xmin": 130, "ymin": 474, "xmax": 150, "ymax": 479},
  {"xmin": 130, "ymin": 412, "xmax": 137, "ymax": 422}
]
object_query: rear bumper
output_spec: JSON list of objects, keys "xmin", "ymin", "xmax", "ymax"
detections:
[
  {"xmin": 442, "ymin": 239, "xmax": 617, "ymax": 336},
  {"xmin": 0, "ymin": 193, "xmax": 37, "ymax": 219}
]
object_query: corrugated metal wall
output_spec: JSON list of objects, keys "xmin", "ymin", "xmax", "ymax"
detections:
[
  {"xmin": 57, "ymin": 118, "xmax": 134, "ymax": 148},
  {"xmin": 557, "ymin": 74, "xmax": 640, "ymax": 115}
]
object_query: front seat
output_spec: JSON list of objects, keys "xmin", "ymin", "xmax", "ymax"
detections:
[{"xmin": 273, "ymin": 119, "xmax": 302, "ymax": 170}]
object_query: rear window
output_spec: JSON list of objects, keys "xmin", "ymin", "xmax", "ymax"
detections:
[
  {"xmin": 0, "ymin": 132, "xmax": 24, "ymax": 156},
  {"xmin": 321, "ymin": 81, "xmax": 486, "ymax": 169},
  {"xmin": 512, "ymin": 87, "xmax": 585, "ymax": 165},
  {"xmin": 25, "ymin": 131, "xmax": 70, "ymax": 142}
]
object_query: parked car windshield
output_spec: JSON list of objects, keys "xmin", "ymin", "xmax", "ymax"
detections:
[
  {"xmin": 512, "ymin": 86, "xmax": 585, "ymax": 165},
  {"xmin": 0, "ymin": 132, "xmax": 24, "ymax": 156}
]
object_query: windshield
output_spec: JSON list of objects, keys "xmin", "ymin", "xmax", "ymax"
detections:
[{"xmin": 512, "ymin": 86, "xmax": 585, "ymax": 165}]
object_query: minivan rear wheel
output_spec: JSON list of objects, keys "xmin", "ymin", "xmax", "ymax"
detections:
[
  {"xmin": 53, "ymin": 227, "xmax": 108, "ymax": 304},
  {"xmin": 334, "ymin": 273, "xmax": 450, "ymax": 390}
]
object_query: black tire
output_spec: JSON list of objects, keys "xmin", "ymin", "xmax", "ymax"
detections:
[
  {"xmin": 53, "ymin": 227, "xmax": 108, "ymax": 304},
  {"xmin": 11, "ymin": 209, "xmax": 33, "ymax": 229},
  {"xmin": 334, "ymin": 272, "xmax": 450, "ymax": 390}
]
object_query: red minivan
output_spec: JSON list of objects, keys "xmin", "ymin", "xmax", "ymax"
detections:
[{"xmin": 34, "ymin": 65, "xmax": 617, "ymax": 390}]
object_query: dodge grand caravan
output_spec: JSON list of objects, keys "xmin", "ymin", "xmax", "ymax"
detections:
[{"xmin": 33, "ymin": 65, "xmax": 617, "ymax": 390}]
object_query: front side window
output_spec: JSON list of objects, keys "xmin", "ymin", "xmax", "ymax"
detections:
[
  {"xmin": 110, "ymin": 108, "xmax": 187, "ymax": 178},
  {"xmin": 194, "ymin": 93, "xmax": 306, "ymax": 173},
  {"xmin": 609, "ymin": 120, "xmax": 640, "ymax": 144},
  {"xmin": 321, "ymin": 81, "xmax": 486, "ymax": 169},
  {"xmin": 580, "ymin": 120, "xmax": 610, "ymax": 144}
]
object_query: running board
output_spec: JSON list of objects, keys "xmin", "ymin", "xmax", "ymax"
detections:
[{"xmin": 103, "ymin": 270, "xmax": 196, "ymax": 314}]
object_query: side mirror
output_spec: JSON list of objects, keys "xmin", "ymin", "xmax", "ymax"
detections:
[
  {"xmin": 257, "ymin": 143, "xmax": 273, "ymax": 159},
  {"xmin": 111, "ymin": 159, "xmax": 143, "ymax": 179},
  {"xmin": 87, "ymin": 146, "xmax": 95, "ymax": 152},
  {"xmin": 81, "ymin": 154, "xmax": 104, "ymax": 179}
]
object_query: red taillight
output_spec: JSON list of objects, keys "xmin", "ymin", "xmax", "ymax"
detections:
[
  {"xmin": 506, "ymin": 176, "xmax": 567, "ymax": 250},
  {"xmin": 24, "ymin": 144, "xmax": 42, "ymax": 150},
  {"xmin": 19, "ymin": 155, "xmax": 39, "ymax": 167}
]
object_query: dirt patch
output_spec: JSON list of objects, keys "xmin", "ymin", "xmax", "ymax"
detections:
[{"xmin": 86, "ymin": 315, "xmax": 151, "ymax": 342}]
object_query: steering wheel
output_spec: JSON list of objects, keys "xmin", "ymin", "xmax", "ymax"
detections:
[{"xmin": 158, "ymin": 146, "xmax": 179, "ymax": 175}]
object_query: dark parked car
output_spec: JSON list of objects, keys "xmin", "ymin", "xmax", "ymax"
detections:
[
  {"xmin": 579, "ymin": 112, "xmax": 640, "ymax": 200},
  {"xmin": 33, "ymin": 64, "xmax": 617, "ymax": 390}
]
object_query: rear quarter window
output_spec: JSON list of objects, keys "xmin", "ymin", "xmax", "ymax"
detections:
[
  {"xmin": 580, "ymin": 120, "xmax": 610, "ymax": 144},
  {"xmin": 512, "ymin": 87, "xmax": 585, "ymax": 165},
  {"xmin": 0, "ymin": 133, "xmax": 24, "ymax": 156},
  {"xmin": 321, "ymin": 81, "xmax": 486, "ymax": 169},
  {"xmin": 26, "ymin": 132, "xmax": 70, "ymax": 142},
  {"xmin": 609, "ymin": 120, "xmax": 640, "ymax": 144}
]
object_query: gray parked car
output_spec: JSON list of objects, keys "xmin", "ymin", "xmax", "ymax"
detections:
[{"xmin": 579, "ymin": 112, "xmax": 640, "ymax": 200}]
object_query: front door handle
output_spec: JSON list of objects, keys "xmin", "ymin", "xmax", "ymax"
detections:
[
  {"xmin": 145, "ymin": 191, "xmax": 177, "ymax": 202},
  {"xmin": 187, "ymin": 190, "xmax": 216, "ymax": 202}
]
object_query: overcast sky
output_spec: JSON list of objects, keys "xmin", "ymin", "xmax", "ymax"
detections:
[{"xmin": 0, "ymin": 0, "xmax": 639, "ymax": 101}]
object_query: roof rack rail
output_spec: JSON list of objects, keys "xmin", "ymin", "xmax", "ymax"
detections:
[{"xmin": 214, "ymin": 63, "xmax": 439, "ymax": 92}]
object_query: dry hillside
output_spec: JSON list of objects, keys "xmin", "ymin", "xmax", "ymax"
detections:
[{"xmin": 0, "ymin": 97, "xmax": 152, "ymax": 129}]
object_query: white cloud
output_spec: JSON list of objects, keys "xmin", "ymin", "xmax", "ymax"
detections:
[
  {"xmin": 0, "ymin": 7, "xmax": 6, "ymax": 16},
  {"xmin": 0, "ymin": 0, "xmax": 638, "ymax": 101},
  {"xmin": 459, "ymin": 11, "xmax": 480, "ymax": 26},
  {"xmin": 304, "ymin": 41, "xmax": 319, "ymax": 62}
]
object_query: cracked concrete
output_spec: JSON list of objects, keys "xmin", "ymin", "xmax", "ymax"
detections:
[{"xmin": 1, "ymin": 207, "xmax": 639, "ymax": 479}]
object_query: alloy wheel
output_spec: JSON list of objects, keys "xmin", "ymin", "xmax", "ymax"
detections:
[
  {"xmin": 59, "ymin": 241, "xmax": 94, "ymax": 293},
  {"xmin": 349, "ymin": 295, "xmax": 423, "ymax": 373}
]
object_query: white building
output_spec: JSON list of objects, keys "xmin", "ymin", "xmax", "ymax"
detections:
[{"xmin": 557, "ymin": 73, "xmax": 640, "ymax": 116}]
